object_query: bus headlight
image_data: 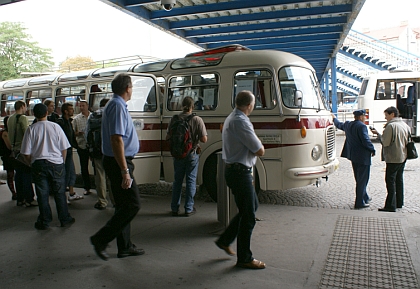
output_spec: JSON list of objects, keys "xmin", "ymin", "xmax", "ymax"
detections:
[{"xmin": 311, "ymin": 145, "xmax": 322, "ymax": 161}]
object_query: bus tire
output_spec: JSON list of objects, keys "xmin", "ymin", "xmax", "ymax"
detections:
[{"xmin": 203, "ymin": 153, "xmax": 218, "ymax": 202}]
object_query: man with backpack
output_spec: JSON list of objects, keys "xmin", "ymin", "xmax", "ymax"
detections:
[
  {"xmin": 166, "ymin": 96, "xmax": 207, "ymax": 217},
  {"xmin": 85, "ymin": 98, "xmax": 114, "ymax": 210}
]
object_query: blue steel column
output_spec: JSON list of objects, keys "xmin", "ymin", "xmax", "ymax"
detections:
[
  {"xmin": 331, "ymin": 57, "xmax": 337, "ymax": 114},
  {"xmin": 324, "ymin": 74, "xmax": 330, "ymax": 110}
]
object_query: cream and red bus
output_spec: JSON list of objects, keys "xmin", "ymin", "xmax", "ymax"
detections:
[
  {"xmin": 357, "ymin": 70, "xmax": 420, "ymax": 137},
  {"xmin": 0, "ymin": 45, "xmax": 338, "ymax": 201}
]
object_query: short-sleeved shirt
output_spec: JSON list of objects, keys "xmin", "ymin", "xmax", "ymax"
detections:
[
  {"xmin": 73, "ymin": 112, "xmax": 90, "ymax": 149},
  {"xmin": 166, "ymin": 112, "xmax": 207, "ymax": 149},
  {"xmin": 102, "ymin": 94, "xmax": 139, "ymax": 157},
  {"xmin": 8, "ymin": 113, "xmax": 29, "ymax": 152},
  {"xmin": 222, "ymin": 108, "xmax": 262, "ymax": 167},
  {"xmin": 20, "ymin": 121, "xmax": 70, "ymax": 164}
]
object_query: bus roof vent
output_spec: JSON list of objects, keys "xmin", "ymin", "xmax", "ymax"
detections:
[{"xmin": 185, "ymin": 44, "xmax": 250, "ymax": 57}]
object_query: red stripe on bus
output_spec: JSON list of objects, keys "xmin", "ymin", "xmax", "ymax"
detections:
[{"xmin": 160, "ymin": 118, "xmax": 332, "ymax": 131}]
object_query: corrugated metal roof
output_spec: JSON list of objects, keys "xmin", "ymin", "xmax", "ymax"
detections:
[{"xmin": 101, "ymin": 0, "xmax": 366, "ymax": 80}]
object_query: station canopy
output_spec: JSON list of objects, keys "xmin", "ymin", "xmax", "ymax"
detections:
[{"xmin": 101, "ymin": 0, "xmax": 365, "ymax": 80}]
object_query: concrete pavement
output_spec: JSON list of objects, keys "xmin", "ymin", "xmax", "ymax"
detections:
[{"xmin": 1, "ymin": 187, "xmax": 420, "ymax": 288}]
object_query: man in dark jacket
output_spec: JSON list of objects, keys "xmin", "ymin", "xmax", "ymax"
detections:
[
  {"xmin": 56, "ymin": 103, "xmax": 83, "ymax": 202},
  {"xmin": 332, "ymin": 109, "xmax": 375, "ymax": 209}
]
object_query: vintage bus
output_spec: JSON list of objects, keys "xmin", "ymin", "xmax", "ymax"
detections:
[
  {"xmin": 0, "ymin": 45, "xmax": 338, "ymax": 201},
  {"xmin": 357, "ymin": 70, "xmax": 420, "ymax": 136}
]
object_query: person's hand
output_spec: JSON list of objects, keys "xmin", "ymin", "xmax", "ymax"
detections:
[
  {"xmin": 370, "ymin": 127, "xmax": 378, "ymax": 135},
  {"xmin": 331, "ymin": 113, "xmax": 336, "ymax": 119},
  {"xmin": 121, "ymin": 173, "xmax": 132, "ymax": 189},
  {"xmin": 371, "ymin": 151, "xmax": 375, "ymax": 157}
]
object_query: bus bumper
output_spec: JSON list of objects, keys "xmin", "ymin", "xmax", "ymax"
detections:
[{"xmin": 285, "ymin": 158, "xmax": 339, "ymax": 180}]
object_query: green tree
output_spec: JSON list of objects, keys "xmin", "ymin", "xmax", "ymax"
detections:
[
  {"xmin": 59, "ymin": 55, "xmax": 96, "ymax": 72},
  {"xmin": 0, "ymin": 21, "xmax": 54, "ymax": 81}
]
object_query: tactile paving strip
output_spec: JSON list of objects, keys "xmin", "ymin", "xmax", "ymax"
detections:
[{"xmin": 319, "ymin": 216, "xmax": 419, "ymax": 289}]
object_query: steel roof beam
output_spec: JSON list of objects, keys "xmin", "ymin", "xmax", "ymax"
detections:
[
  {"xmin": 184, "ymin": 16, "xmax": 347, "ymax": 38},
  {"xmin": 206, "ymin": 34, "xmax": 340, "ymax": 48},
  {"xmin": 167, "ymin": 5, "xmax": 352, "ymax": 29},
  {"xmin": 196, "ymin": 26, "xmax": 343, "ymax": 45},
  {"xmin": 149, "ymin": 0, "xmax": 348, "ymax": 19}
]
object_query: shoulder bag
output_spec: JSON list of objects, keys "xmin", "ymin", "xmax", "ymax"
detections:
[
  {"xmin": 406, "ymin": 133, "xmax": 418, "ymax": 160},
  {"xmin": 10, "ymin": 114, "xmax": 31, "ymax": 172}
]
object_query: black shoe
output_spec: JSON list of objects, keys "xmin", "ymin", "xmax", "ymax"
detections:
[
  {"xmin": 171, "ymin": 211, "xmax": 179, "ymax": 216},
  {"xmin": 90, "ymin": 237, "xmax": 109, "ymax": 261},
  {"xmin": 354, "ymin": 204, "xmax": 370, "ymax": 209},
  {"xmin": 184, "ymin": 207, "xmax": 196, "ymax": 217},
  {"xmin": 61, "ymin": 217, "xmax": 75, "ymax": 227},
  {"xmin": 117, "ymin": 244, "xmax": 145, "ymax": 258},
  {"xmin": 378, "ymin": 207, "xmax": 396, "ymax": 212},
  {"xmin": 34, "ymin": 222, "xmax": 48, "ymax": 230},
  {"xmin": 12, "ymin": 193, "xmax": 17, "ymax": 201},
  {"xmin": 94, "ymin": 202, "xmax": 106, "ymax": 210}
]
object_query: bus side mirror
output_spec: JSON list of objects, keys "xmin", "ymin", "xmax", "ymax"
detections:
[{"xmin": 294, "ymin": 90, "xmax": 303, "ymax": 107}]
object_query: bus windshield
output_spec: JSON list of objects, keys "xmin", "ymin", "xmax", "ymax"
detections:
[{"xmin": 279, "ymin": 66, "xmax": 325, "ymax": 110}]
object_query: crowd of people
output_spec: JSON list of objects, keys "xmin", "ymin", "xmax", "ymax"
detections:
[{"xmin": 1, "ymin": 72, "xmax": 413, "ymax": 270}]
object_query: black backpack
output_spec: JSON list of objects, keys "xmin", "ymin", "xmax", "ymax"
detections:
[
  {"xmin": 168, "ymin": 114, "xmax": 195, "ymax": 159},
  {"xmin": 86, "ymin": 111, "xmax": 103, "ymax": 159},
  {"xmin": 0, "ymin": 130, "xmax": 11, "ymax": 157}
]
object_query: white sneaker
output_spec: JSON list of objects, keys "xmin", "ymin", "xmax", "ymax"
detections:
[
  {"xmin": 24, "ymin": 200, "xmax": 38, "ymax": 207},
  {"xmin": 68, "ymin": 193, "xmax": 83, "ymax": 201}
]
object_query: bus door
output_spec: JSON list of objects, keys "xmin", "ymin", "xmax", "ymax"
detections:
[
  {"xmin": 126, "ymin": 73, "xmax": 161, "ymax": 184},
  {"xmin": 415, "ymin": 82, "xmax": 420, "ymax": 137}
]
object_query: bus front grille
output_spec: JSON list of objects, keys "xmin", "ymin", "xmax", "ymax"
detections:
[{"xmin": 326, "ymin": 126, "xmax": 335, "ymax": 160}]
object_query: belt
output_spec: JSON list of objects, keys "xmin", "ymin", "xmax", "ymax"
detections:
[{"xmin": 225, "ymin": 163, "xmax": 252, "ymax": 172}]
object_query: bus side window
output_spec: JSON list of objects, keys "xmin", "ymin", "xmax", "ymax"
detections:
[
  {"xmin": 234, "ymin": 70, "xmax": 275, "ymax": 110},
  {"xmin": 26, "ymin": 88, "xmax": 52, "ymax": 116},
  {"xmin": 1, "ymin": 91, "xmax": 23, "ymax": 117},
  {"xmin": 89, "ymin": 83, "xmax": 112, "ymax": 111},
  {"xmin": 56, "ymin": 85, "xmax": 86, "ymax": 115},
  {"xmin": 168, "ymin": 74, "xmax": 219, "ymax": 111}
]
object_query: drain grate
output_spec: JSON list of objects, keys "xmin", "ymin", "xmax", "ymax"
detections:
[{"xmin": 319, "ymin": 215, "xmax": 419, "ymax": 289}]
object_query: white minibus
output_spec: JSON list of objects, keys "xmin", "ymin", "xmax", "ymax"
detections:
[
  {"xmin": 357, "ymin": 70, "xmax": 420, "ymax": 136},
  {"xmin": 0, "ymin": 45, "xmax": 339, "ymax": 201}
]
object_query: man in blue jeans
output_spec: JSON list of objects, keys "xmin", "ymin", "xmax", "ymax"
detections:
[
  {"xmin": 167, "ymin": 96, "xmax": 207, "ymax": 216},
  {"xmin": 215, "ymin": 90, "xmax": 266, "ymax": 269},
  {"xmin": 21, "ymin": 103, "xmax": 75, "ymax": 230}
]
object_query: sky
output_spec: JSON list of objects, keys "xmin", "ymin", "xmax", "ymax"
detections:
[{"xmin": 0, "ymin": 0, "xmax": 419, "ymax": 67}]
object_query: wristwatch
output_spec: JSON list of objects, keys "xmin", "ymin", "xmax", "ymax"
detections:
[{"xmin": 121, "ymin": 168, "xmax": 130, "ymax": 174}]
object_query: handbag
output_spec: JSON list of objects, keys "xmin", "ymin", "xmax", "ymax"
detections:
[
  {"xmin": 10, "ymin": 151, "xmax": 31, "ymax": 173},
  {"xmin": 10, "ymin": 114, "xmax": 31, "ymax": 172},
  {"xmin": 407, "ymin": 135, "xmax": 418, "ymax": 160}
]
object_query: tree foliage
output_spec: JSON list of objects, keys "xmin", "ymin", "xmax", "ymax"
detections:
[
  {"xmin": 0, "ymin": 21, "xmax": 54, "ymax": 81},
  {"xmin": 59, "ymin": 55, "xmax": 97, "ymax": 72}
]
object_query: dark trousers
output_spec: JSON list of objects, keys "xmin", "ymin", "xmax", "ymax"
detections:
[
  {"xmin": 31, "ymin": 160, "xmax": 72, "ymax": 226},
  {"xmin": 77, "ymin": 148, "xmax": 91, "ymax": 191},
  {"xmin": 385, "ymin": 162, "xmax": 406, "ymax": 210},
  {"xmin": 217, "ymin": 166, "xmax": 258, "ymax": 263},
  {"xmin": 351, "ymin": 162, "xmax": 370, "ymax": 207},
  {"xmin": 91, "ymin": 156, "xmax": 140, "ymax": 251},
  {"xmin": 15, "ymin": 167, "xmax": 34, "ymax": 203}
]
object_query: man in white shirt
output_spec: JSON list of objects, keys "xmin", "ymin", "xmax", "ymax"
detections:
[
  {"xmin": 73, "ymin": 99, "xmax": 92, "ymax": 195},
  {"xmin": 21, "ymin": 103, "xmax": 75, "ymax": 230}
]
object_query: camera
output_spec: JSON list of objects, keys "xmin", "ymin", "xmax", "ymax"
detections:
[
  {"xmin": 369, "ymin": 126, "xmax": 374, "ymax": 130},
  {"xmin": 161, "ymin": 0, "xmax": 176, "ymax": 11}
]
